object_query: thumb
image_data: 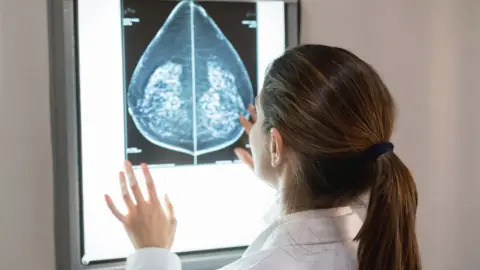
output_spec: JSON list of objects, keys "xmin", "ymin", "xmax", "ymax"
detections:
[{"xmin": 234, "ymin": 148, "xmax": 254, "ymax": 170}]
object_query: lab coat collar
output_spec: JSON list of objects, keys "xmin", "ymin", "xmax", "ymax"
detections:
[{"xmin": 243, "ymin": 205, "xmax": 361, "ymax": 257}]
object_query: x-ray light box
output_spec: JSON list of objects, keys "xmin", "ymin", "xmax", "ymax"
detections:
[{"xmin": 49, "ymin": 0, "xmax": 300, "ymax": 269}]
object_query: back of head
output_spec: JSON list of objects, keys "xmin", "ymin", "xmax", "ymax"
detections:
[{"xmin": 260, "ymin": 44, "xmax": 421, "ymax": 270}]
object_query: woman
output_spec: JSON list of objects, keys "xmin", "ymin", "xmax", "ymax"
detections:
[{"xmin": 105, "ymin": 44, "xmax": 421, "ymax": 270}]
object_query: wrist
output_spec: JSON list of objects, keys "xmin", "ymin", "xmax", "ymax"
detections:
[{"xmin": 136, "ymin": 241, "xmax": 170, "ymax": 250}]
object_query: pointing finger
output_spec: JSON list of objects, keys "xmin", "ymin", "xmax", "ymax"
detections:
[
  {"xmin": 141, "ymin": 163, "xmax": 159, "ymax": 204},
  {"xmin": 124, "ymin": 160, "xmax": 145, "ymax": 205},
  {"xmin": 119, "ymin": 171, "xmax": 135, "ymax": 209},
  {"xmin": 248, "ymin": 104, "xmax": 257, "ymax": 123},
  {"xmin": 239, "ymin": 115, "xmax": 253, "ymax": 135}
]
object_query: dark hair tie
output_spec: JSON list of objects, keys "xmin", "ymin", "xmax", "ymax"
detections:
[{"xmin": 364, "ymin": 142, "xmax": 394, "ymax": 161}]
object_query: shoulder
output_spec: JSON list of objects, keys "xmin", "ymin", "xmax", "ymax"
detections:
[{"xmin": 222, "ymin": 244, "xmax": 357, "ymax": 270}]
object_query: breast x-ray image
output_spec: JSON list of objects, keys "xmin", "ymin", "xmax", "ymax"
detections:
[{"xmin": 123, "ymin": 0, "xmax": 258, "ymax": 167}]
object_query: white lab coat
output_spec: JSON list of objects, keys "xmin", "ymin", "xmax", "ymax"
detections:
[{"xmin": 126, "ymin": 206, "xmax": 362, "ymax": 270}]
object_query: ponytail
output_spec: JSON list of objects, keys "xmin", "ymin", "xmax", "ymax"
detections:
[{"xmin": 355, "ymin": 152, "xmax": 421, "ymax": 270}]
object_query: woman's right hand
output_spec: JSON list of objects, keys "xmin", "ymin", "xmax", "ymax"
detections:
[{"xmin": 234, "ymin": 104, "xmax": 256, "ymax": 170}]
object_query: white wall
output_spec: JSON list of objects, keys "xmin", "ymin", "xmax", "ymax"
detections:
[
  {"xmin": 0, "ymin": 0, "xmax": 479, "ymax": 269},
  {"xmin": 301, "ymin": 0, "xmax": 480, "ymax": 269},
  {"xmin": 0, "ymin": 0, "xmax": 55, "ymax": 269}
]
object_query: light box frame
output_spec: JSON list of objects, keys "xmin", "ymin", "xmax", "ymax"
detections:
[{"xmin": 48, "ymin": 0, "xmax": 300, "ymax": 269}]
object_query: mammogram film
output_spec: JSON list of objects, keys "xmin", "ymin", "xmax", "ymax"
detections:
[{"xmin": 127, "ymin": 0, "xmax": 254, "ymax": 157}]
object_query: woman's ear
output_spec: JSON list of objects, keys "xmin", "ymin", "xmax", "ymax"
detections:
[{"xmin": 269, "ymin": 128, "xmax": 284, "ymax": 167}]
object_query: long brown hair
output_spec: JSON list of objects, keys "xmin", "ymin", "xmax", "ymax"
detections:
[{"xmin": 260, "ymin": 44, "xmax": 421, "ymax": 270}]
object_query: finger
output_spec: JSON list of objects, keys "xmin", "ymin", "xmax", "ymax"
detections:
[
  {"xmin": 165, "ymin": 194, "xmax": 177, "ymax": 248},
  {"xmin": 119, "ymin": 171, "xmax": 135, "ymax": 209},
  {"xmin": 141, "ymin": 163, "xmax": 159, "ymax": 204},
  {"xmin": 105, "ymin": 194, "xmax": 126, "ymax": 223},
  {"xmin": 234, "ymin": 148, "xmax": 254, "ymax": 170},
  {"xmin": 124, "ymin": 160, "xmax": 145, "ymax": 205},
  {"xmin": 164, "ymin": 194, "xmax": 176, "ymax": 224},
  {"xmin": 248, "ymin": 104, "xmax": 257, "ymax": 123},
  {"xmin": 239, "ymin": 115, "xmax": 253, "ymax": 135}
]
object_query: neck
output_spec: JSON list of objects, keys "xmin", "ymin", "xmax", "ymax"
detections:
[
  {"xmin": 277, "ymin": 168, "xmax": 314, "ymax": 215},
  {"xmin": 276, "ymin": 167, "xmax": 348, "ymax": 215}
]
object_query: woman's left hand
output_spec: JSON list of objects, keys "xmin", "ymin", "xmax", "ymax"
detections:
[{"xmin": 104, "ymin": 161, "xmax": 177, "ymax": 250}]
